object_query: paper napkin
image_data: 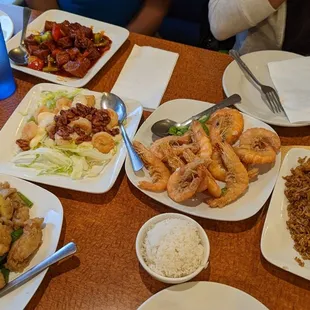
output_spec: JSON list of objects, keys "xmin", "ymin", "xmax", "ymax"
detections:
[
  {"xmin": 268, "ymin": 57, "xmax": 310, "ymax": 123},
  {"xmin": 111, "ymin": 44, "xmax": 179, "ymax": 111}
]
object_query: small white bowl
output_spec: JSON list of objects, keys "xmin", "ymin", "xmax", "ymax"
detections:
[{"xmin": 136, "ymin": 213, "xmax": 210, "ymax": 284}]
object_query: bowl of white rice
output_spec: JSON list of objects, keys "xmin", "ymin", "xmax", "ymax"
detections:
[{"xmin": 136, "ymin": 213, "xmax": 210, "ymax": 284}]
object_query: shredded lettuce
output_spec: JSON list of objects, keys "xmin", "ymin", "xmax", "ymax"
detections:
[
  {"xmin": 12, "ymin": 143, "xmax": 113, "ymax": 179},
  {"xmin": 40, "ymin": 89, "xmax": 81, "ymax": 110}
]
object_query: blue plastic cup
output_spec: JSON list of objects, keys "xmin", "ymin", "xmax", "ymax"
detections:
[{"xmin": 0, "ymin": 23, "xmax": 16, "ymax": 100}]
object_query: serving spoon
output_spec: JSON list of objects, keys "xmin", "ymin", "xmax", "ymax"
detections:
[
  {"xmin": 151, "ymin": 94, "xmax": 241, "ymax": 137},
  {"xmin": 8, "ymin": 7, "xmax": 31, "ymax": 66},
  {"xmin": 100, "ymin": 92, "xmax": 144, "ymax": 172},
  {"xmin": 0, "ymin": 242, "xmax": 77, "ymax": 298}
]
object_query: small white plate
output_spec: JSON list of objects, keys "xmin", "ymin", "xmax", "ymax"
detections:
[
  {"xmin": 0, "ymin": 174, "xmax": 63, "ymax": 309},
  {"xmin": 223, "ymin": 50, "xmax": 310, "ymax": 127},
  {"xmin": 125, "ymin": 99, "xmax": 281, "ymax": 221},
  {"xmin": 6, "ymin": 9, "xmax": 129, "ymax": 87},
  {"xmin": 0, "ymin": 10, "xmax": 13, "ymax": 42},
  {"xmin": 0, "ymin": 83, "xmax": 143, "ymax": 193},
  {"xmin": 138, "ymin": 281, "xmax": 268, "ymax": 310},
  {"xmin": 261, "ymin": 148, "xmax": 310, "ymax": 280}
]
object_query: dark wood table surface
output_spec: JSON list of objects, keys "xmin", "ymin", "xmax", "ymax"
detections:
[{"xmin": 0, "ymin": 9, "xmax": 309, "ymax": 310}]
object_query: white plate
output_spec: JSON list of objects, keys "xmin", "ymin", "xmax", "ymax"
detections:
[
  {"xmin": 125, "ymin": 99, "xmax": 281, "ymax": 221},
  {"xmin": 223, "ymin": 50, "xmax": 310, "ymax": 127},
  {"xmin": 138, "ymin": 281, "xmax": 268, "ymax": 310},
  {"xmin": 0, "ymin": 10, "xmax": 13, "ymax": 42},
  {"xmin": 6, "ymin": 9, "xmax": 129, "ymax": 87},
  {"xmin": 261, "ymin": 148, "xmax": 310, "ymax": 280},
  {"xmin": 0, "ymin": 83, "xmax": 143, "ymax": 193},
  {"xmin": 0, "ymin": 173, "xmax": 63, "ymax": 309}
]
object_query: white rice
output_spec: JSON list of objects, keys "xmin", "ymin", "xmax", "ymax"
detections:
[{"xmin": 141, "ymin": 218, "xmax": 204, "ymax": 278}]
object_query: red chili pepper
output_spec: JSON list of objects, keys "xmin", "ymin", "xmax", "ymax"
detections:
[
  {"xmin": 52, "ymin": 24, "xmax": 63, "ymax": 41},
  {"xmin": 27, "ymin": 56, "xmax": 44, "ymax": 71}
]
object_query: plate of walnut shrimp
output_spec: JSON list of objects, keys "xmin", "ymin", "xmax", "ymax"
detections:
[
  {"xmin": 125, "ymin": 98, "xmax": 281, "ymax": 221},
  {"xmin": 0, "ymin": 83, "xmax": 142, "ymax": 193}
]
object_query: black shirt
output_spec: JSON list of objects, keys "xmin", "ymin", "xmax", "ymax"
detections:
[{"xmin": 283, "ymin": 0, "xmax": 310, "ymax": 55}]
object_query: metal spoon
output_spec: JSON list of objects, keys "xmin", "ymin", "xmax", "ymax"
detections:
[
  {"xmin": 100, "ymin": 92, "xmax": 144, "ymax": 172},
  {"xmin": 8, "ymin": 7, "xmax": 31, "ymax": 65},
  {"xmin": 151, "ymin": 94, "xmax": 241, "ymax": 137},
  {"xmin": 0, "ymin": 242, "xmax": 77, "ymax": 298}
]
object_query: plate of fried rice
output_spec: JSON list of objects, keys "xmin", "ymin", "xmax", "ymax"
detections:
[{"xmin": 261, "ymin": 148, "xmax": 310, "ymax": 280}]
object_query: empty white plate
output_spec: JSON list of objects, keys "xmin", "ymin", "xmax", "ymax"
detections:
[
  {"xmin": 0, "ymin": 10, "xmax": 13, "ymax": 41},
  {"xmin": 0, "ymin": 174, "xmax": 63, "ymax": 309},
  {"xmin": 261, "ymin": 148, "xmax": 310, "ymax": 280},
  {"xmin": 223, "ymin": 50, "xmax": 310, "ymax": 127},
  {"xmin": 138, "ymin": 281, "xmax": 267, "ymax": 310},
  {"xmin": 125, "ymin": 98, "xmax": 281, "ymax": 221}
]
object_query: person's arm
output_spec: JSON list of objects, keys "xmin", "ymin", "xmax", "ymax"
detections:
[
  {"xmin": 25, "ymin": 0, "xmax": 59, "ymax": 11},
  {"xmin": 127, "ymin": 0, "xmax": 171, "ymax": 35},
  {"xmin": 208, "ymin": 0, "xmax": 286, "ymax": 41}
]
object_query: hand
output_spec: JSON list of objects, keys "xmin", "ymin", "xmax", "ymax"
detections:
[{"xmin": 269, "ymin": 0, "xmax": 286, "ymax": 9}]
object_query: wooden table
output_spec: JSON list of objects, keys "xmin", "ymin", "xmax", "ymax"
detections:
[{"xmin": 1, "ymin": 10, "xmax": 310, "ymax": 310}]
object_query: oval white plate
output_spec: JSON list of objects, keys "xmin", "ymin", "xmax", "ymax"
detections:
[
  {"xmin": 138, "ymin": 281, "xmax": 267, "ymax": 310},
  {"xmin": 0, "ymin": 10, "xmax": 14, "ymax": 42},
  {"xmin": 125, "ymin": 99, "xmax": 281, "ymax": 221},
  {"xmin": 6, "ymin": 9, "xmax": 129, "ymax": 87},
  {"xmin": 0, "ymin": 174, "xmax": 63, "ymax": 309},
  {"xmin": 261, "ymin": 148, "xmax": 310, "ymax": 280},
  {"xmin": 223, "ymin": 50, "xmax": 310, "ymax": 127}
]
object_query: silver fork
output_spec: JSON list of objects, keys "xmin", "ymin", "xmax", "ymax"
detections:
[{"xmin": 229, "ymin": 50, "xmax": 284, "ymax": 114}]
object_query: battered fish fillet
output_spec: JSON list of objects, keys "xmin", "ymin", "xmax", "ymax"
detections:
[
  {"xmin": 0, "ymin": 272, "xmax": 5, "ymax": 289},
  {"xmin": 12, "ymin": 207, "xmax": 30, "ymax": 229},
  {"xmin": 0, "ymin": 223, "xmax": 12, "ymax": 256},
  {"xmin": 6, "ymin": 218, "xmax": 43, "ymax": 272}
]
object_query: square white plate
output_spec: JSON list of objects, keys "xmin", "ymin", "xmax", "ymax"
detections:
[
  {"xmin": 0, "ymin": 173, "xmax": 63, "ymax": 309},
  {"xmin": 6, "ymin": 9, "xmax": 129, "ymax": 87},
  {"xmin": 0, "ymin": 83, "xmax": 143, "ymax": 193},
  {"xmin": 125, "ymin": 99, "xmax": 281, "ymax": 221},
  {"xmin": 261, "ymin": 148, "xmax": 310, "ymax": 280}
]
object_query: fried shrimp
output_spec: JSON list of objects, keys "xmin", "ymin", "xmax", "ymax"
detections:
[
  {"xmin": 234, "ymin": 128, "xmax": 281, "ymax": 164},
  {"xmin": 158, "ymin": 142, "xmax": 185, "ymax": 171},
  {"xmin": 206, "ymin": 142, "xmax": 249, "ymax": 208},
  {"xmin": 208, "ymin": 108, "xmax": 244, "ymax": 145},
  {"xmin": 55, "ymin": 97, "xmax": 72, "ymax": 112},
  {"xmin": 21, "ymin": 121, "xmax": 38, "ymax": 141},
  {"xmin": 209, "ymin": 150, "xmax": 227, "ymax": 182},
  {"xmin": 106, "ymin": 109, "xmax": 119, "ymax": 130},
  {"xmin": 133, "ymin": 141, "xmax": 171, "ymax": 192},
  {"xmin": 190, "ymin": 120, "xmax": 212, "ymax": 161},
  {"xmin": 92, "ymin": 132, "xmax": 115, "ymax": 153},
  {"xmin": 167, "ymin": 159, "xmax": 205, "ymax": 202},
  {"xmin": 69, "ymin": 117, "xmax": 92, "ymax": 135},
  {"xmin": 150, "ymin": 134, "xmax": 192, "ymax": 160}
]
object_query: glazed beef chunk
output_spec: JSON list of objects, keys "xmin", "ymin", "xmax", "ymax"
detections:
[
  {"xmin": 33, "ymin": 49, "xmax": 50, "ymax": 60},
  {"xmin": 57, "ymin": 36, "xmax": 73, "ymax": 49},
  {"xmin": 44, "ymin": 20, "xmax": 56, "ymax": 31},
  {"xmin": 63, "ymin": 58, "xmax": 91, "ymax": 78},
  {"xmin": 86, "ymin": 47, "xmax": 101, "ymax": 61},
  {"xmin": 66, "ymin": 47, "xmax": 80, "ymax": 60},
  {"xmin": 56, "ymin": 51, "xmax": 70, "ymax": 67}
]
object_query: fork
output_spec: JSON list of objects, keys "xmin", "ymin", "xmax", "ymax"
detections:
[{"xmin": 229, "ymin": 50, "xmax": 284, "ymax": 114}]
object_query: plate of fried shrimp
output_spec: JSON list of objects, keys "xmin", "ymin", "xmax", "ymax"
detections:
[{"xmin": 125, "ymin": 99, "xmax": 282, "ymax": 221}]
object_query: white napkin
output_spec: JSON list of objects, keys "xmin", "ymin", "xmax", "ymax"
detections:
[
  {"xmin": 111, "ymin": 44, "xmax": 179, "ymax": 111},
  {"xmin": 268, "ymin": 57, "xmax": 310, "ymax": 123}
]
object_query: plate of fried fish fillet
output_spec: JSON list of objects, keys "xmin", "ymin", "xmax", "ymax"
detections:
[
  {"xmin": 125, "ymin": 99, "xmax": 281, "ymax": 221},
  {"xmin": 0, "ymin": 174, "xmax": 63, "ymax": 308}
]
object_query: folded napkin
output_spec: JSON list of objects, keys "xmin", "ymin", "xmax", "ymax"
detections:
[
  {"xmin": 111, "ymin": 44, "xmax": 179, "ymax": 111},
  {"xmin": 268, "ymin": 57, "xmax": 310, "ymax": 123}
]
